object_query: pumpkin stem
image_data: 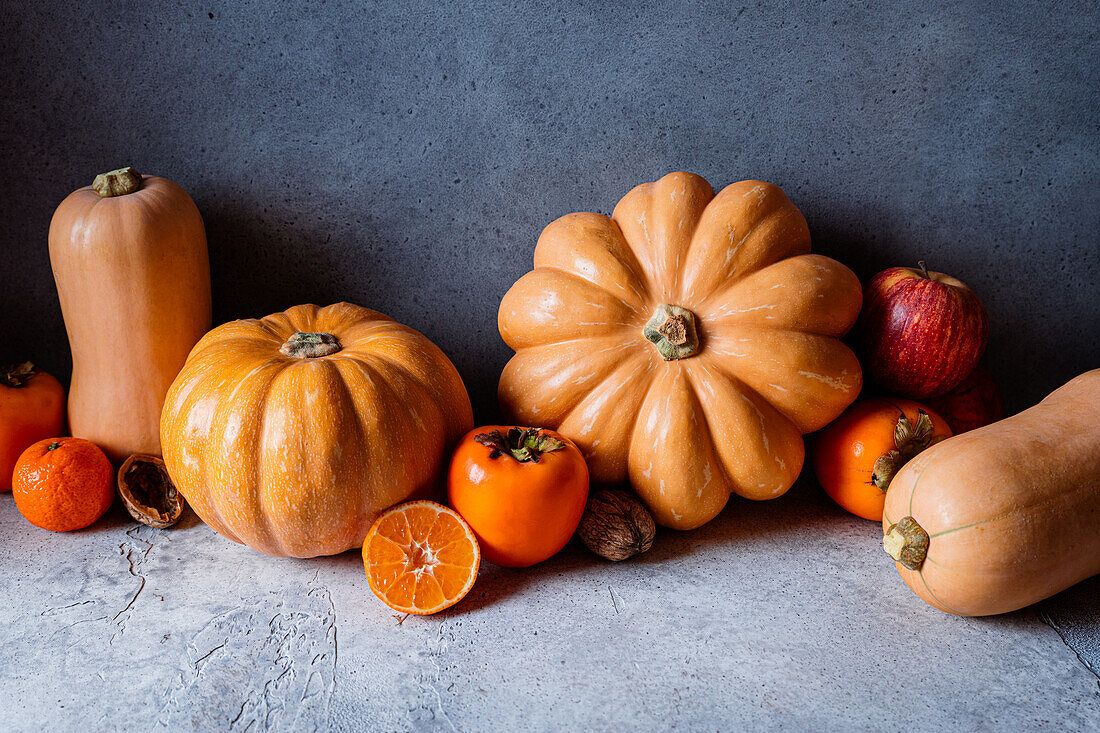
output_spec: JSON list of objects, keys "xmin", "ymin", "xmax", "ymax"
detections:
[
  {"xmin": 870, "ymin": 410, "xmax": 943, "ymax": 492},
  {"xmin": 280, "ymin": 332, "xmax": 342, "ymax": 358},
  {"xmin": 1, "ymin": 361, "xmax": 37, "ymax": 388},
  {"xmin": 474, "ymin": 427, "xmax": 566, "ymax": 463},
  {"xmin": 92, "ymin": 167, "xmax": 142, "ymax": 197},
  {"xmin": 884, "ymin": 516, "xmax": 930, "ymax": 571},
  {"xmin": 643, "ymin": 304, "xmax": 700, "ymax": 360}
]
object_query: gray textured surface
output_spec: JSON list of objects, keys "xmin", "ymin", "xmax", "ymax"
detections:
[
  {"xmin": 1, "ymin": 489, "xmax": 1098, "ymax": 732},
  {"xmin": 1, "ymin": 1, "xmax": 1098, "ymax": 729}
]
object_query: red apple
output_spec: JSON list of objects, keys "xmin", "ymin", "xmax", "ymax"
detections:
[
  {"xmin": 860, "ymin": 263, "xmax": 988, "ymax": 398},
  {"xmin": 923, "ymin": 366, "xmax": 1004, "ymax": 434}
]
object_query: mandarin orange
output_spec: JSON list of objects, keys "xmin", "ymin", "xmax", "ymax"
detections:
[
  {"xmin": 12, "ymin": 437, "xmax": 114, "ymax": 532},
  {"xmin": 362, "ymin": 501, "xmax": 480, "ymax": 615}
]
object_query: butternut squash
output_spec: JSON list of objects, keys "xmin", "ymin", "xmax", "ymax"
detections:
[
  {"xmin": 882, "ymin": 369, "xmax": 1100, "ymax": 616},
  {"xmin": 49, "ymin": 167, "xmax": 211, "ymax": 463}
]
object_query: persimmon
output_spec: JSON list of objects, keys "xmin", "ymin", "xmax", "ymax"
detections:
[
  {"xmin": 0, "ymin": 363, "xmax": 66, "ymax": 492},
  {"xmin": 447, "ymin": 426, "xmax": 589, "ymax": 568},
  {"xmin": 362, "ymin": 500, "xmax": 480, "ymax": 615},
  {"xmin": 923, "ymin": 366, "xmax": 1004, "ymax": 434},
  {"xmin": 813, "ymin": 398, "xmax": 951, "ymax": 521},
  {"xmin": 12, "ymin": 437, "xmax": 114, "ymax": 532}
]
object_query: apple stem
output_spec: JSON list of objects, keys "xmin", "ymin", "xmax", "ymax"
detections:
[{"xmin": 917, "ymin": 261, "xmax": 930, "ymax": 279}]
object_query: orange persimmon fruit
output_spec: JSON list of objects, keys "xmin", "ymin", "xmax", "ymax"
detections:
[
  {"xmin": 12, "ymin": 437, "xmax": 114, "ymax": 532},
  {"xmin": 813, "ymin": 398, "xmax": 951, "ymax": 521},
  {"xmin": 447, "ymin": 425, "xmax": 589, "ymax": 568},
  {"xmin": 362, "ymin": 500, "xmax": 480, "ymax": 615},
  {"xmin": 0, "ymin": 362, "xmax": 66, "ymax": 492}
]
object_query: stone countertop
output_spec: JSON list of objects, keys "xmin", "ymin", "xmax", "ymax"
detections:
[{"xmin": 1, "ymin": 483, "xmax": 1096, "ymax": 731}]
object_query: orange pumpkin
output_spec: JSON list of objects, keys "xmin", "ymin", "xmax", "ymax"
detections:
[
  {"xmin": 49, "ymin": 167, "xmax": 211, "ymax": 463},
  {"xmin": 0, "ymin": 363, "xmax": 66, "ymax": 492},
  {"xmin": 498, "ymin": 172, "xmax": 863, "ymax": 529},
  {"xmin": 160, "ymin": 302, "xmax": 473, "ymax": 557}
]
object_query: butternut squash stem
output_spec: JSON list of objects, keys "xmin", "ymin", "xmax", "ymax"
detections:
[
  {"xmin": 643, "ymin": 304, "xmax": 700, "ymax": 360},
  {"xmin": 884, "ymin": 516, "xmax": 929, "ymax": 571},
  {"xmin": 92, "ymin": 167, "xmax": 142, "ymax": 197},
  {"xmin": 280, "ymin": 332, "xmax": 342, "ymax": 358}
]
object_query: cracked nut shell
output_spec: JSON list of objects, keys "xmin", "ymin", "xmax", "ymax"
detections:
[
  {"xmin": 117, "ymin": 453, "xmax": 185, "ymax": 528},
  {"xmin": 577, "ymin": 489, "xmax": 656, "ymax": 561}
]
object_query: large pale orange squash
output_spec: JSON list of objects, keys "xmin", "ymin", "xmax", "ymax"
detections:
[
  {"xmin": 49, "ymin": 167, "xmax": 211, "ymax": 463},
  {"xmin": 160, "ymin": 302, "xmax": 474, "ymax": 558},
  {"xmin": 498, "ymin": 172, "xmax": 863, "ymax": 529}
]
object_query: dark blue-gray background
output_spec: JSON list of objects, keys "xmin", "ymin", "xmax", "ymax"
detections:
[{"xmin": 3, "ymin": 1, "xmax": 1098, "ymax": 417}]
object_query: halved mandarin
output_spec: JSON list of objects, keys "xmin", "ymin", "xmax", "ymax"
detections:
[{"xmin": 362, "ymin": 500, "xmax": 480, "ymax": 615}]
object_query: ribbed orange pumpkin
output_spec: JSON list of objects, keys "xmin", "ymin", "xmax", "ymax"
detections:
[
  {"xmin": 160, "ymin": 302, "xmax": 473, "ymax": 557},
  {"xmin": 498, "ymin": 172, "xmax": 863, "ymax": 529}
]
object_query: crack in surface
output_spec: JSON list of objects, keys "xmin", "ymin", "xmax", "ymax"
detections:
[
  {"xmin": 39, "ymin": 600, "xmax": 94, "ymax": 616},
  {"xmin": 1038, "ymin": 609, "xmax": 1100, "ymax": 684},
  {"xmin": 409, "ymin": 621, "xmax": 458, "ymax": 732},
  {"xmin": 156, "ymin": 587, "xmax": 337, "ymax": 730},
  {"xmin": 111, "ymin": 526, "xmax": 156, "ymax": 642}
]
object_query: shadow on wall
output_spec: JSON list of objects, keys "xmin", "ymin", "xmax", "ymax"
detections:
[
  {"xmin": 0, "ymin": 249, "xmax": 69, "ymax": 381},
  {"xmin": 197, "ymin": 195, "xmax": 509, "ymax": 422},
  {"xmin": 200, "ymin": 201, "xmax": 360, "ymax": 325}
]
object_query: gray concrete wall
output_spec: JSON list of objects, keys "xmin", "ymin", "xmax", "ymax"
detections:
[{"xmin": 2, "ymin": 1, "xmax": 1097, "ymax": 419}]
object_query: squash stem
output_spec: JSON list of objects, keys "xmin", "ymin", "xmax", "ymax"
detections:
[
  {"xmin": 643, "ymin": 304, "xmax": 700, "ymax": 360},
  {"xmin": 280, "ymin": 332, "xmax": 342, "ymax": 358},
  {"xmin": 884, "ymin": 516, "xmax": 930, "ymax": 571},
  {"xmin": 92, "ymin": 167, "xmax": 142, "ymax": 197}
]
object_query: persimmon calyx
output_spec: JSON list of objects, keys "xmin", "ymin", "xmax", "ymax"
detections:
[
  {"xmin": 884, "ymin": 516, "xmax": 929, "ymax": 571},
  {"xmin": 871, "ymin": 410, "xmax": 942, "ymax": 491},
  {"xmin": 280, "ymin": 332, "xmax": 342, "ymax": 358},
  {"xmin": 92, "ymin": 166, "xmax": 142, "ymax": 197},
  {"xmin": 1, "ymin": 361, "xmax": 37, "ymax": 388},
  {"xmin": 644, "ymin": 304, "xmax": 700, "ymax": 360},
  {"xmin": 475, "ymin": 427, "xmax": 565, "ymax": 463}
]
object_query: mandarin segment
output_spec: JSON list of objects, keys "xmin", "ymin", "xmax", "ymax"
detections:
[{"xmin": 362, "ymin": 501, "xmax": 480, "ymax": 615}]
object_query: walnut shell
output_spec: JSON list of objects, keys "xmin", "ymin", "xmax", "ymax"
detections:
[
  {"xmin": 577, "ymin": 489, "xmax": 656, "ymax": 561},
  {"xmin": 117, "ymin": 453, "xmax": 185, "ymax": 528}
]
